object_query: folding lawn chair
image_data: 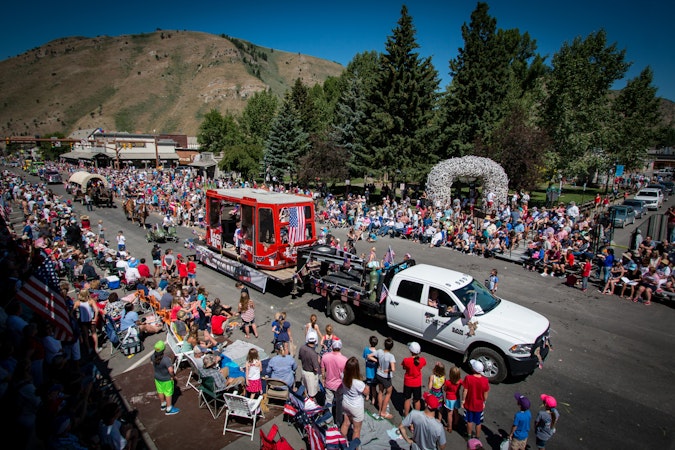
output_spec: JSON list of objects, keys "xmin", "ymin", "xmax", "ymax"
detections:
[
  {"xmin": 199, "ymin": 376, "xmax": 227, "ymax": 419},
  {"xmin": 222, "ymin": 392, "xmax": 264, "ymax": 440}
]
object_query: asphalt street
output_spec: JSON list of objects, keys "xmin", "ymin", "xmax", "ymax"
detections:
[{"xmin": 25, "ymin": 171, "xmax": 675, "ymax": 450}]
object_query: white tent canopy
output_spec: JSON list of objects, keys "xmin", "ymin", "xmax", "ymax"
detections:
[{"xmin": 67, "ymin": 171, "xmax": 108, "ymax": 189}]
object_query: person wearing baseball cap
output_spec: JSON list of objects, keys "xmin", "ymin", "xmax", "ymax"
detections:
[
  {"xmin": 509, "ymin": 393, "xmax": 532, "ymax": 449},
  {"xmin": 398, "ymin": 391, "xmax": 446, "ymax": 450},
  {"xmin": 401, "ymin": 342, "xmax": 426, "ymax": 417},
  {"xmin": 321, "ymin": 336, "xmax": 347, "ymax": 426},
  {"xmin": 535, "ymin": 394, "xmax": 560, "ymax": 449},
  {"xmin": 461, "ymin": 359, "xmax": 490, "ymax": 440},
  {"xmin": 298, "ymin": 331, "xmax": 321, "ymax": 398},
  {"xmin": 151, "ymin": 340, "xmax": 180, "ymax": 415}
]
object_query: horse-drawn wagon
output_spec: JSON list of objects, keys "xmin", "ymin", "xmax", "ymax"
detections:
[{"xmin": 66, "ymin": 171, "xmax": 113, "ymax": 207}]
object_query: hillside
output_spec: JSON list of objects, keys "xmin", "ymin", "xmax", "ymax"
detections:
[{"xmin": 0, "ymin": 31, "xmax": 344, "ymax": 137}]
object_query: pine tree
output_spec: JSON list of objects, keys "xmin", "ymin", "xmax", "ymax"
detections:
[
  {"xmin": 332, "ymin": 74, "xmax": 367, "ymax": 177},
  {"xmin": 359, "ymin": 5, "xmax": 440, "ymax": 185},
  {"xmin": 437, "ymin": 2, "xmax": 529, "ymax": 158},
  {"xmin": 264, "ymin": 95, "xmax": 310, "ymax": 182}
]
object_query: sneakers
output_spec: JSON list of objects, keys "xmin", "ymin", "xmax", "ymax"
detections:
[
  {"xmin": 540, "ymin": 272, "xmax": 548, "ymax": 277},
  {"xmin": 160, "ymin": 402, "xmax": 167, "ymax": 410},
  {"xmin": 165, "ymin": 407, "xmax": 180, "ymax": 415}
]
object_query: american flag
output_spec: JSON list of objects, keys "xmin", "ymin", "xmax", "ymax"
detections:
[
  {"xmin": 379, "ymin": 283, "xmax": 389, "ymax": 304},
  {"xmin": 288, "ymin": 206, "xmax": 305, "ymax": 244},
  {"xmin": 464, "ymin": 292, "xmax": 477, "ymax": 320},
  {"xmin": 383, "ymin": 246, "xmax": 395, "ymax": 265},
  {"xmin": 16, "ymin": 275, "xmax": 73, "ymax": 341}
]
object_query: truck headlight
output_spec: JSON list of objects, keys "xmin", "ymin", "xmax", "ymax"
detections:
[{"xmin": 509, "ymin": 343, "xmax": 534, "ymax": 355}]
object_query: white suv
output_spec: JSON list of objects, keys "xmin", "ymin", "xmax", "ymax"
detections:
[{"xmin": 634, "ymin": 188, "xmax": 663, "ymax": 210}]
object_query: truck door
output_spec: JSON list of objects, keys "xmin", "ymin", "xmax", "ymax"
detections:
[
  {"xmin": 386, "ymin": 279, "xmax": 426, "ymax": 338},
  {"xmin": 420, "ymin": 286, "xmax": 465, "ymax": 351}
]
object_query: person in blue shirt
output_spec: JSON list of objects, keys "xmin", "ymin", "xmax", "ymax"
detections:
[
  {"xmin": 509, "ymin": 393, "xmax": 531, "ymax": 450},
  {"xmin": 119, "ymin": 303, "xmax": 162, "ymax": 336},
  {"xmin": 265, "ymin": 342, "xmax": 297, "ymax": 389}
]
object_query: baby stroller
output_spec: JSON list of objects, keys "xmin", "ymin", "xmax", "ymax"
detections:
[{"xmin": 283, "ymin": 388, "xmax": 333, "ymax": 446}]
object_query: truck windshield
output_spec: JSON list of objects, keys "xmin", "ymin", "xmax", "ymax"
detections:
[{"xmin": 453, "ymin": 279, "xmax": 500, "ymax": 315}]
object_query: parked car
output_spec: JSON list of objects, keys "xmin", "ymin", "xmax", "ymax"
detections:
[
  {"xmin": 634, "ymin": 188, "xmax": 663, "ymax": 210},
  {"xmin": 43, "ymin": 170, "xmax": 62, "ymax": 184},
  {"xmin": 609, "ymin": 205, "xmax": 636, "ymax": 228},
  {"xmin": 622, "ymin": 198, "xmax": 647, "ymax": 219},
  {"xmin": 646, "ymin": 183, "xmax": 670, "ymax": 196}
]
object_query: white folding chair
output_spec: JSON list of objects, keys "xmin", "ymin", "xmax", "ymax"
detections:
[{"xmin": 222, "ymin": 393, "xmax": 264, "ymax": 440}]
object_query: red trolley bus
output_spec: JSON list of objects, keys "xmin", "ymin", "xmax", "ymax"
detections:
[{"xmin": 196, "ymin": 188, "xmax": 317, "ymax": 292}]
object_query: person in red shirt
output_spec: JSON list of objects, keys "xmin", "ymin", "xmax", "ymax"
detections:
[
  {"xmin": 461, "ymin": 359, "xmax": 490, "ymax": 440},
  {"xmin": 581, "ymin": 255, "xmax": 592, "ymax": 292},
  {"xmin": 401, "ymin": 342, "xmax": 427, "ymax": 417},
  {"xmin": 176, "ymin": 254, "xmax": 188, "ymax": 285},
  {"xmin": 187, "ymin": 255, "xmax": 197, "ymax": 287},
  {"xmin": 137, "ymin": 258, "xmax": 151, "ymax": 279},
  {"xmin": 210, "ymin": 304, "xmax": 230, "ymax": 336}
]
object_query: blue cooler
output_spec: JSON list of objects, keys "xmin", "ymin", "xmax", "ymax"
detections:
[{"xmin": 106, "ymin": 275, "xmax": 120, "ymax": 289}]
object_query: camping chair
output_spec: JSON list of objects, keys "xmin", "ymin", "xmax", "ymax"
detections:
[
  {"xmin": 103, "ymin": 314, "xmax": 122, "ymax": 356},
  {"xmin": 165, "ymin": 327, "xmax": 194, "ymax": 372},
  {"xmin": 222, "ymin": 392, "xmax": 264, "ymax": 440},
  {"xmin": 265, "ymin": 378, "xmax": 290, "ymax": 406},
  {"xmin": 198, "ymin": 376, "xmax": 227, "ymax": 419},
  {"xmin": 185, "ymin": 354, "xmax": 202, "ymax": 392},
  {"xmin": 260, "ymin": 424, "xmax": 294, "ymax": 450}
]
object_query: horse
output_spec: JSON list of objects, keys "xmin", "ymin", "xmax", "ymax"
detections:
[
  {"xmin": 123, "ymin": 198, "xmax": 135, "ymax": 221},
  {"xmin": 133, "ymin": 203, "xmax": 148, "ymax": 228}
]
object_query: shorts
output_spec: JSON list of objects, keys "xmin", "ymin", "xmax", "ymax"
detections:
[
  {"xmin": 188, "ymin": 273, "xmax": 196, "ymax": 279},
  {"xmin": 403, "ymin": 385, "xmax": 422, "ymax": 402},
  {"xmin": 536, "ymin": 437, "xmax": 549, "ymax": 448},
  {"xmin": 343, "ymin": 401, "xmax": 365, "ymax": 423},
  {"xmin": 376, "ymin": 374, "xmax": 392, "ymax": 389},
  {"xmin": 153, "ymin": 259, "xmax": 161, "ymax": 266},
  {"xmin": 509, "ymin": 438, "xmax": 527, "ymax": 450},
  {"xmin": 155, "ymin": 379, "xmax": 174, "ymax": 396},
  {"xmin": 445, "ymin": 399, "xmax": 459, "ymax": 410},
  {"xmin": 464, "ymin": 409, "xmax": 484, "ymax": 425}
]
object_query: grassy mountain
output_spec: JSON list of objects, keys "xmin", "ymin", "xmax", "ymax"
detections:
[{"xmin": 0, "ymin": 31, "xmax": 344, "ymax": 137}]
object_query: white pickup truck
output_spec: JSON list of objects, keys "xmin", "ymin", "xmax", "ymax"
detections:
[{"xmin": 300, "ymin": 249, "xmax": 551, "ymax": 383}]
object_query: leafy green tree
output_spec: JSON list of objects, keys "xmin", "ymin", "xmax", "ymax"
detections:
[
  {"xmin": 474, "ymin": 105, "xmax": 550, "ymax": 191},
  {"xmin": 359, "ymin": 5, "xmax": 440, "ymax": 184},
  {"xmin": 541, "ymin": 29, "xmax": 630, "ymax": 177},
  {"xmin": 296, "ymin": 134, "xmax": 349, "ymax": 185},
  {"xmin": 264, "ymin": 95, "xmax": 310, "ymax": 181},
  {"xmin": 437, "ymin": 2, "xmax": 539, "ymax": 158},
  {"xmin": 240, "ymin": 90, "xmax": 279, "ymax": 145},
  {"xmin": 610, "ymin": 67, "xmax": 661, "ymax": 171},
  {"xmin": 197, "ymin": 109, "xmax": 227, "ymax": 155},
  {"xmin": 38, "ymin": 132, "xmax": 67, "ymax": 160},
  {"xmin": 218, "ymin": 143, "xmax": 263, "ymax": 180}
]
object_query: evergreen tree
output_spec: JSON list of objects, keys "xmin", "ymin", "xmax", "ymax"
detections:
[
  {"xmin": 332, "ymin": 74, "xmax": 367, "ymax": 177},
  {"xmin": 290, "ymin": 78, "xmax": 322, "ymax": 135},
  {"xmin": 264, "ymin": 95, "xmax": 310, "ymax": 182},
  {"xmin": 359, "ymin": 5, "xmax": 440, "ymax": 185},
  {"xmin": 437, "ymin": 2, "xmax": 532, "ymax": 158}
]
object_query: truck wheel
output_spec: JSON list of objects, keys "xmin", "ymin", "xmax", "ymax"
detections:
[
  {"xmin": 330, "ymin": 299, "xmax": 355, "ymax": 325},
  {"xmin": 469, "ymin": 347, "xmax": 507, "ymax": 384}
]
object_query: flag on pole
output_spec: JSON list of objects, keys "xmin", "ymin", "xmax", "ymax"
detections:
[
  {"xmin": 16, "ymin": 275, "xmax": 73, "ymax": 341},
  {"xmin": 464, "ymin": 292, "xmax": 477, "ymax": 320},
  {"xmin": 383, "ymin": 246, "xmax": 395, "ymax": 265},
  {"xmin": 288, "ymin": 206, "xmax": 306, "ymax": 244},
  {"xmin": 379, "ymin": 283, "xmax": 389, "ymax": 304}
]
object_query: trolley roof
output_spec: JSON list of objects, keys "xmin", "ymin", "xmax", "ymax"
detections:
[{"xmin": 207, "ymin": 188, "xmax": 313, "ymax": 206}]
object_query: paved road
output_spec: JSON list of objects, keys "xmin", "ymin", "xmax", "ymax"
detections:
[{"xmin": 22, "ymin": 170, "xmax": 675, "ymax": 449}]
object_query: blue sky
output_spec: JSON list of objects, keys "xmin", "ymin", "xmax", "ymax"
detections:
[{"xmin": 2, "ymin": 1, "xmax": 673, "ymax": 100}]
